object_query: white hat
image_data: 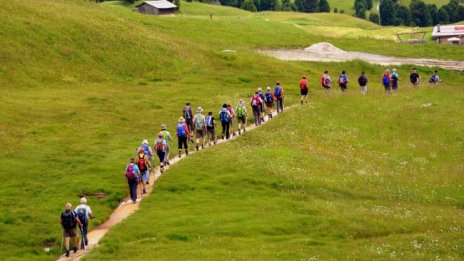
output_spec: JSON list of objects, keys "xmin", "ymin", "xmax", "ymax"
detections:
[
  {"xmin": 266, "ymin": 86, "xmax": 271, "ymax": 91},
  {"xmin": 142, "ymin": 139, "xmax": 148, "ymax": 145},
  {"xmin": 197, "ymin": 107, "xmax": 203, "ymax": 113},
  {"xmin": 80, "ymin": 197, "xmax": 87, "ymax": 204},
  {"xmin": 257, "ymin": 87, "xmax": 262, "ymax": 91}
]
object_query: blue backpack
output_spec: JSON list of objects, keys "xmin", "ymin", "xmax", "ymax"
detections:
[
  {"xmin": 383, "ymin": 75, "xmax": 390, "ymax": 85},
  {"xmin": 142, "ymin": 144, "xmax": 150, "ymax": 156},
  {"xmin": 274, "ymin": 86, "xmax": 282, "ymax": 98},
  {"xmin": 76, "ymin": 207, "xmax": 87, "ymax": 225},
  {"xmin": 206, "ymin": 116, "xmax": 214, "ymax": 127},
  {"xmin": 177, "ymin": 123, "xmax": 186, "ymax": 137},
  {"xmin": 265, "ymin": 92, "xmax": 273, "ymax": 103},
  {"xmin": 219, "ymin": 109, "xmax": 229, "ymax": 123}
]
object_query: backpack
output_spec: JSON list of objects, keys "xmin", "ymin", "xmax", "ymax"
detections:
[
  {"xmin": 137, "ymin": 153, "xmax": 146, "ymax": 171},
  {"xmin": 391, "ymin": 73, "xmax": 398, "ymax": 83},
  {"xmin": 177, "ymin": 123, "xmax": 186, "ymax": 137},
  {"xmin": 195, "ymin": 114, "xmax": 205, "ymax": 130},
  {"xmin": 251, "ymin": 96, "xmax": 260, "ymax": 107},
  {"xmin": 236, "ymin": 106, "xmax": 245, "ymax": 117},
  {"xmin": 155, "ymin": 139, "xmax": 164, "ymax": 152},
  {"xmin": 338, "ymin": 75, "xmax": 347, "ymax": 84},
  {"xmin": 264, "ymin": 92, "xmax": 273, "ymax": 103},
  {"xmin": 61, "ymin": 210, "xmax": 76, "ymax": 229},
  {"xmin": 206, "ymin": 116, "xmax": 214, "ymax": 127},
  {"xmin": 219, "ymin": 109, "xmax": 229, "ymax": 123},
  {"xmin": 125, "ymin": 164, "xmax": 136, "ymax": 180},
  {"xmin": 358, "ymin": 75, "xmax": 367, "ymax": 86},
  {"xmin": 274, "ymin": 86, "xmax": 282, "ymax": 98},
  {"xmin": 383, "ymin": 74, "xmax": 390, "ymax": 85},
  {"xmin": 183, "ymin": 107, "xmax": 192, "ymax": 119},
  {"xmin": 429, "ymin": 75, "xmax": 437, "ymax": 83},
  {"xmin": 324, "ymin": 77, "xmax": 331, "ymax": 87},
  {"xmin": 142, "ymin": 144, "xmax": 150, "ymax": 156},
  {"xmin": 75, "ymin": 207, "xmax": 87, "ymax": 225}
]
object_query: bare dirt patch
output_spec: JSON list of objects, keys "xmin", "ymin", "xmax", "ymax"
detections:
[{"xmin": 260, "ymin": 42, "xmax": 464, "ymax": 71}]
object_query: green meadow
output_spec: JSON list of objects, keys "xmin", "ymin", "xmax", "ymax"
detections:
[{"xmin": 0, "ymin": 0, "xmax": 463, "ymax": 260}]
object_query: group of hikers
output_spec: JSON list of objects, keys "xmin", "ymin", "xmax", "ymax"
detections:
[
  {"xmin": 320, "ymin": 68, "xmax": 440, "ymax": 96},
  {"xmin": 60, "ymin": 66, "xmax": 441, "ymax": 257}
]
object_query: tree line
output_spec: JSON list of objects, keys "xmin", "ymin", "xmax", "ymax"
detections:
[
  {"xmin": 355, "ymin": 0, "xmax": 464, "ymax": 26},
  {"xmin": 207, "ymin": 0, "xmax": 331, "ymax": 13}
]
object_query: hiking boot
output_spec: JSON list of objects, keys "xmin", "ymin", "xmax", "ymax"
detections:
[
  {"xmin": 196, "ymin": 144, "xmax": 199, "ymax": 151},
  {"xmin": 73, "ymin": 247, "xmax": 77, "ymax": 253},
  {"xmin": 65, "ymin": 250, "xmax": 70, "ymax": 257},
  {"xmin": 160, "ymin": 168, "xmax": 164, "ymax": 174},
  {"xmin": 238, "ymin": 130, "xmax": 241, "ymax": 135},
  {"xmin": 143, "ymin": 189, "xmax": 147, "ymax": 194},
  {"xmin": 146, "ymin": 180, "xmax": 149, "ymax": 185},
  {"xmin": 221, "ymin": 135, "xmax": 224, "ymax": 140},
  {"xmin": 201, "ymin": 144, "xmax": 204, "ymax": 149},
  {"xmin": 214, "ymin": 141, "xmax": 217, "ymax": 144},
  {"xmin": 178, "ymin": 150, "xmax": 182, "ymax": 158},
  {"xmin": 185, "ymin": 150, "xmax": 189, "ymax": 155}
]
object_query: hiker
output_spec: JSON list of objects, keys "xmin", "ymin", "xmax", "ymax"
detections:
[
  {"xmin": 160, "ymin": 124, "xmax": 172, "ymax": 165},
  {"xmin": 193, "ymin": 107, "xmax": 206, "ymax": 150},
  {"xmin": 257, "ymin": 88, "xmax": 266, "ymax": 123},
  {"xmin": 60, "ymin": 203, "xmax": 82, "ymax": 257},
  {"xmin": 219, "ymin": 104, "xmax": 231, "ymax": 139},
  {"xmin": 382, "ymin": 69, "xmax": 392, "ymax": 94},
  {"xmin": 137, "ymin": 139, "xmax": 153, "ymax": 162},
  {"xmin": 410, "ymin": 68, "xmax": 420, "ymax": 87},
  {"xmin": 358, "ymin": 71, "xmax": 368, "ymax": 95},
  {"xmin": 321, "ymin": 71, "xmax": 332, "ymax": 94},
  {"xmin": 154, "ymin": 132, "xmax": 167, "ymax": 173},
  {"xmin": 136, "ymin": 147, "xmax": 151, "ymax": 192},
  {"xmin": 75, "ymin": 197, "xmax": 95, "ymax": 248},
  {"xmin": 264, "ymin": 86, "xmax": 274, "ymax": 119},
  {"xmin": 250, "ymin": 91, "xmax": 263, "ymax": 126},
  {"xmin": 338, "ymin": 70, "xmax": 348, "ymax": 92},
  {"xmin": 205, "ymin": 111, "xmax": 217, "ymax": 145},
  {"xmin": 274, "ymin": 82, "xmax": 284, "ymax": 114},
  {"xmin": 236, "ymin": 99, "xmax": 247, "ymax": 134},
  {"xmin": 299, "ymin": 76, "xmax": 309, "ymax": 105},
  {"xmin": 226, "ymin": 102, "xmax": 237, "ymax": 136},
  {"xmin": 125, "ymin": 158, "xmax": 140, "ymax": 203},
  {"xmin": 176, "ymin": 117, "xmax": 191, "ymax": 157},
  {"xmin": 183, "ymin": 102, "xmax": 194, "ymax": 132},
  {"xmin": 391, "ymin": 68, "xmax": 400, "ymax": 94},
  {"xmin": 429, "ymin": 70, "xmax": 440, "ymax": 85}
]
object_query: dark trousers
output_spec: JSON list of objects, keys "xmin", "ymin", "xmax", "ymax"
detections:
[
  {"xmin": 178, "ymin": 136, "xmax": 188, "ymax": 150},
  {"xmin": 276, "ymin": 98, "xmax": 284, "ymax": 113},
  {"xmin": 185, "ymin": 119, "xmax": 193, "ymax": 132},
  {"xmin": 252, "ymin": 107, "xmax": 260, "ymax": 126},
  {"xmin": 157, "ymin": 151, "xmax": 165, "ymax": 165},
  {"xmin": 221, "ymin": 121, "xmax": 230, "ymax": 139},
  {"xmin": 128, "ymin": 178, "xmax": 138, "ymax": 203},
  {"xmin": 80, "ymin": 222, "xmax": 88, "ymax": 247}
]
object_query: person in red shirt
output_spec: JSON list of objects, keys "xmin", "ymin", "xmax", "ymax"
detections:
[{"xmin": 299, "ymin": 76, "xmax": 308, "ymax": 105}]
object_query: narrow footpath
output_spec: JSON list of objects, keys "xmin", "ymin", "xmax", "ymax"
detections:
[{"xmin": 58, "ymin": 106, "xmax": 292, "ymax": 261}]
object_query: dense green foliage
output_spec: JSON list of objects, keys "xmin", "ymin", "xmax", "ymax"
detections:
[
  {"xmin": 319, "ymin": 0, "xmax": 331, "ymax": 12},
  {"xmin": 295, "ymin": 0, "xmax": 320, "ymax": 12},
  {"xmin": 380, "ymin": 0, "xmax": 396, "ymax": 25}
]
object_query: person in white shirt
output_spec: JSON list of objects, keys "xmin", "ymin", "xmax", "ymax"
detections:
[{"xmin": 75, "ymin": 197, "xmax": 95, "ymax": 248}]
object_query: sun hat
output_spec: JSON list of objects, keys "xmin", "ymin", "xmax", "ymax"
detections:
[
  {"xmin": 257, "ymin": 87, "xmax": 262, "ymax": 91},
  {"xmin": 142, "ymin": 139, "xmax": 148, "ymax": 145},
  {"xmin": 179, "ymin": 117, "xmax": 185, "ymax": 123},
  {"xmin": 161, "ymin": 124, "xmax": 167, "ymax": 130},
  {"xmin": 197, "ymin": 107, "xmax": 203, "ymax": 113},
  {"xmin": 158, "ymin": 132, "xmax": 164, "ymax": 138},
  {"xmin": 266, "ymin": 86, "xmax": 271, "ymax": 91},
  {"xmin": 80, "ymin": 197, "xmax": 87, "ymax": 204}
]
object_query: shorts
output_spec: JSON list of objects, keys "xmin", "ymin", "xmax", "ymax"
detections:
[
  {"xmin": 63, "ymin": 228, "xmax": 77, "ymax": 238},
  {"xmin": 237, "ymin": 116, "xmax": 246, "ymax": 124},
  {"xmin": 265, "ymin": 102, "xmax": 273, "ymax": 108},
  {"xmin": 300, "ymin": 88, "xmax": 308, "ymax": 95},
  {"xmin": 141, "ymin": 169, "xmax": 149, "ymax": 182},
  {"xmin": 339, "ymin": 83, "xmax": 347, "ymax": 89},
  {"xmin": 195, "ymin": 129, "xmax": 205, "ymax": 138}
]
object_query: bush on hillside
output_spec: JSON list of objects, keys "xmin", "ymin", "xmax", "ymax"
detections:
[
  {"xmin": 241, "ymin": 0, "xmax": 257, "ymax": 11},
  {"xmin": 369, "ymin": 12, "xmax": 379, "ymax": 24},
  {"xmin": 340, "ymin": 9, "xmax": 345, "ymax": 13},
  {"xmin": 319, "ymin": 0, "xmax": 330, "ymax": 12},
  {"xmin": 333, "ymin": 7, "xmax": 338, "ymax": 13},
  {"xmin": 295, "ymin": 0, "xmax": 319, "ymax": 12},
  {"xmin": 355, "ymin": 2, "xmax": 366, "ymax": 19}
]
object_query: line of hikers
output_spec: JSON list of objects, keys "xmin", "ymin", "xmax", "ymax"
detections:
[{"xmin": 319, "ymin": 68, "xmax": 441, "ymax": 96}]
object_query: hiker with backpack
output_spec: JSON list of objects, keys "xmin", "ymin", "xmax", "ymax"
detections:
[
  {"xmin": 135, "ymin": 148, "xmax": 151, "ymax": 193},
  {"xmin": 60, "ymin": 202, "xmax": 83, "ymax": 257},
  {"xmin": 250, "ymin": 92, "xmax": 263, "ymax": 126},
  {"xmin": 160, "ymin": 124, "xmax": 172, "ymax": 165},
  {"xmin": 391, "ymin": 68, "xmax": 400, "ymax": 94},
  {"xmin": 358, "ymin": 71, "xmax": 368, "ymax": 95},
  {"xmin": 299, "ymin": 76, "xmax": 309, "ymax": 105},
  {"xmin": 183, "ymin": 102, "xmax": 194, "ymax": 133},
  {"xmin": 338, "ymin": 71, "xmax": 348, "ymax": 92},
  {"xmin": 125, "ymin": 158, "xmax": 140, "ymax": 203},
  {"xmin": 219, "ymin": 104, "xmax": 232, "ymax": 139},
  {"xmin": 138, "ymin": 139, "xmax": 153, "ymax": 162},
  {"xmin": 382, "ymin": 69, "xmax": 392, "ymax": 95},
  {"xmin": 264, "ymin": 86, "xmax": 274, "ymax": 119},
  {"xmin": 410, "ymin": 68, "xmax": 420, "ymax": 88},
  {"xmin": 429, "ymin": 70, "xmax": 440, "ymax": 85},
  {"xmin": 205, "ymin": 111, "xmax": 217, "ymax": 146},
  {"xmin": 321, "ymin": 71, "xmax": 333, "ymax": 94},
  {"xmin": 257, "ymin": 88, "xmax": 266, "ymax": 123},
  {"xmin": 226, "ymin": 102, "xmax": 237, "ymax": 136},
  {"xmin": 193, "ymin": 107, "xmax": 206, "ymax": 150},
  {"xmin": 274, "ymin": 82, "xmax": 284, "ymax": 114},
  {"xmin": 154, "ymin": 132, "xmax": 167, "ymax": 173},
  {"xmin": 176, "ymin": 117, "xmax": 191, "ymax": 157},
  {"xmin": 75, "ymin": 197, "xmax": 95, "ymax": 249},
  {"xmin": 236, "ymin": 99, "xmax": 247, "ymax": 134}
]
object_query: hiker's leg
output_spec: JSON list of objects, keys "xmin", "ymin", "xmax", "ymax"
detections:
[
  {"xmin": 72, "ymin": 235, "xmax": 78, "ymax": 250},
  {"xmin": 226, "ymin": 122, "xmax": 230, "ymax": 139},
  {"xmin": 82, "ymin": 223, "xmax": 88, "ymax": 246},
  {"xmin": 65, "ymin": 236, "xmax": 70, "ymax": 251},
  {"xmin": 281, "ymin": 97, "xmax": 284, "ymax": 112},
  {"xmin": 221, "ymin": 122, "xmax": 226, "ymax": 139}
]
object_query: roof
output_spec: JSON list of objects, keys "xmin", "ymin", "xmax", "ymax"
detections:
[
  {"xmin": 136, "ymin": 1, "xmax": 177, "ymax": 9},
  {"xmin": 432, "ymin": 25, "xmax": 464, "ymax": 38}
]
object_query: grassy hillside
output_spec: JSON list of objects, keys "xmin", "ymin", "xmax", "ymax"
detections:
[{"xmin": 0, "ymin": 0, "xmax": 463, "ymax": 260}]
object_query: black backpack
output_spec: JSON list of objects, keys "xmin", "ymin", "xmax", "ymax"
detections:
[
  {"xmin": 61, "ymin": 210, "xmax": 76, "ymax": 229},
  {"xmin": 75, "ymin": 207, "xmax": 87, "ymax": 225}
]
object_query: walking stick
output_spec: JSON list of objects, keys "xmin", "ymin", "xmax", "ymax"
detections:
[{"xmin": 60, "ymin": 234, "xmax": 64, "ymax": 253}]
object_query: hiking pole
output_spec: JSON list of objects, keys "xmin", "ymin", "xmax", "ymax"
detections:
[{"xmin": 60, "ymin": 234, "xmax": 64, "ymax": 253}]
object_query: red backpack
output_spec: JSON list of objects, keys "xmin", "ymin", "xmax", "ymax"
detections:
[
  {"xmin": 137, "ymin": 153, "xmax": 146, "ymax": 170},
  {"xmin": 155, "ymin": 140, "xmax": 164, "ymax": 152}
]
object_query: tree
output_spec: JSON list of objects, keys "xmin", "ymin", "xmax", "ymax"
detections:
[
  {"xmin": 410, "ymin": 0, "xmax": 432, "ymax": 27},
  {"xmin": 458, "ymin": 5, "xmax": 464, "ymax": 22},
  {"xmin": 281, "ymin": 0, "xmax": 295, "ymax": 11},
  {"xmin": 369, "ymin": 13, "xmax": 380, "ymax": 24},
  {"xmin": 427, "ymin": 4, "xmax": 438, "ymax": 25},
  {"xmin": 295, "ymin": 0, "xmax": 319, "ymax": 12},
  {"xmin": 438, "ymin": 7, "xmax": 450, "ymax": 24},
  {"xmin": 366, "ymin": 0, "xmax": 373, "ymax": 10},
  {"xmin": 395, "ymin": 5, "xmax": 411, "ymax": 26},
  {"xmin": 355, "ymin": 2, "xmax": 367, "ymax": 19},
  {"xmin": 319, "ymin": 0, "xmax": 330, "ymax": 12},
  {"xmin": 260, "ymin": 0, "xmax": 278, "ymax": 10},
  {"xmin": 380, "ymin": 0, "xmax": 396, "ymax": 25},
  {"xmin": 334, "ymin": 7, "xmax": 338, "ymax": 13},
  {"xmin": 241, "ymin": 0, "xmax": 257, "ymax": 11}
]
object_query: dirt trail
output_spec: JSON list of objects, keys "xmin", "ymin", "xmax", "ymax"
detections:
[
  {"xmin": 259, "ymin": 42, "xmax": 464, "ymax": 71},
  {"xmin": 57, "ymin": 107, "xmax": 292, "ymax": 261}
]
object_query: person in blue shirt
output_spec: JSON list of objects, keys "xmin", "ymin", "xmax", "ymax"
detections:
[{"xmin": 125, "ymin": 158, "xmax": 140, "ymax": 204}]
